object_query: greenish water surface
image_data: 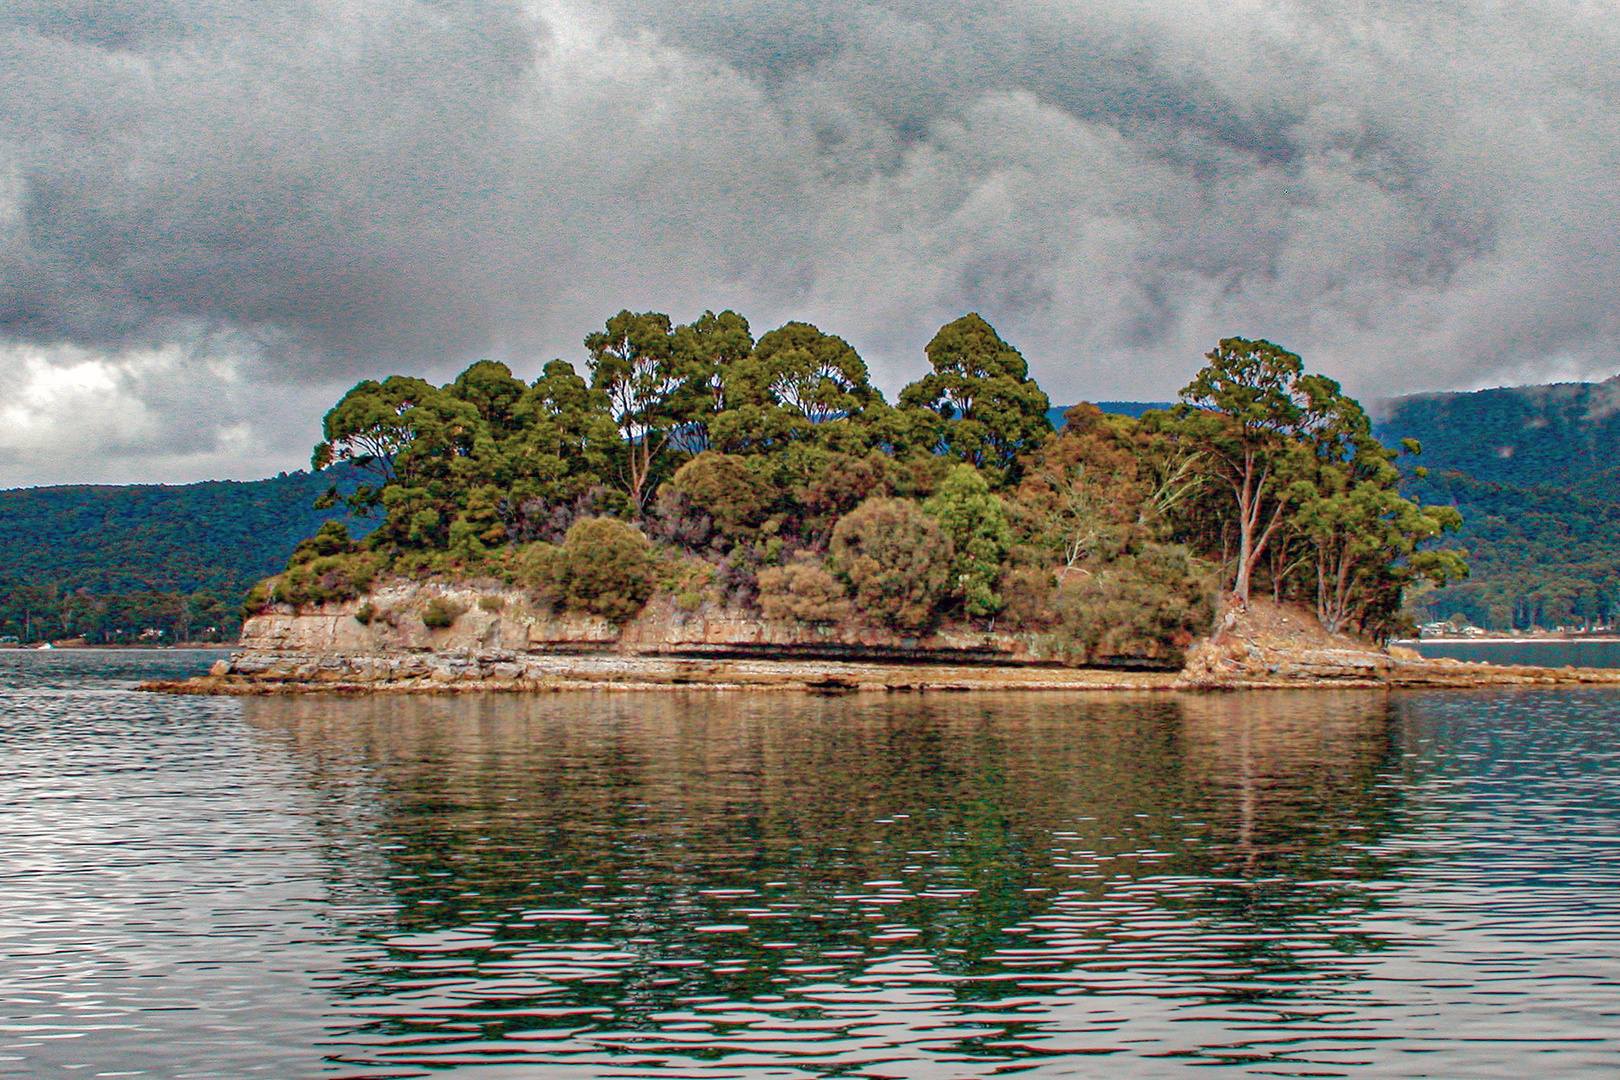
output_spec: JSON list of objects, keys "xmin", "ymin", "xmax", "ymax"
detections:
[{"xmin": 3, "ymin": 649, "xmax": 1618, "ymax": 1077}]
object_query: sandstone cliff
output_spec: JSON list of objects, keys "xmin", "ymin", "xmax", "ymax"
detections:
[{"xmin": 148, "ymin": 584, "xmax": 1620, "ymax": 695}]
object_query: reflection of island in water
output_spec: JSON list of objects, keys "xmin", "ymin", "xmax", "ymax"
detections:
[{"xmin": 242, "ymin": 691, "xmax": 1416, "ymax": 1072}]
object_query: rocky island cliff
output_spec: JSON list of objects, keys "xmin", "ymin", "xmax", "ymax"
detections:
[
  {"xmin": 146, "ymin": 587, "xmax": 1620, "ymax": 695},
  {"xmin": 142, "ymin": 319, "xmax": 1617, "ymax": 697}
]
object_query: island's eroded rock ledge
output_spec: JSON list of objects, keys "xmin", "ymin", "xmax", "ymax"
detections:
[{"xmin": 144, "ymin": 587, "xmax": 1620, "ymax": 695}]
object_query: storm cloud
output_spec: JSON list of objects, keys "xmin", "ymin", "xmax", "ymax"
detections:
[{"xmin": 2, "ymin": 0, "xmax": 1619, "ymax": 483}]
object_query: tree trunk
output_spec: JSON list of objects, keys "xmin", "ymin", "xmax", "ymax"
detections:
[{"xmin": 1229, "ymin": 453, "xmax": 1286, "ymax": 609}]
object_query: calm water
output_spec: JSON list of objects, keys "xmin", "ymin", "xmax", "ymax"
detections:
[
  {"xmin": 4, "ymin": 651, "xmax": 1620, "ymax": 1078},
  {"xmin": 1401, "ymin": 638, "xmax": 1620, "ymax": 668}
]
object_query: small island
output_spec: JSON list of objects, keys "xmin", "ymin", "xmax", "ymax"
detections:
[{"xmin": 148, "ymin": 313, "xmax": 1620, "ymax": 695}]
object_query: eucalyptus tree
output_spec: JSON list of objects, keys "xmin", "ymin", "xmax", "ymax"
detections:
[
  {"xmin": 708, "ymin": 320, "xmax": 882, "ymax": 453},
  {"xmin": 899, "ymin": 313, "xmax": 1052, "ymax": 485},
  {"xmin": 1174, "ymin": 337, "xmax": 1338, "ymax": 607},
  {"xmin": 585, "ymin": 310, "xmax": 689, "ymax": 512},
  {"xmin": 671, "ymin": 309, "xmax": 755, "ymax": 453},
  {"xmin": 311, "ymin": 374, "xmax": 484, "ymax": 548},
  {"xmin": 1281, "ymin": 394, "xmax": 1467, "ymax": 634}
]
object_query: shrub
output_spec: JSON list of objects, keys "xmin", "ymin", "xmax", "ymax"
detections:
[
  {"xmin": 659, "ymin": 453, "xmax": 773, "ymax": 549},
  {"xmin": 355, "ymin": 601, "xmax": 377, "ymax": 626},
  {"xmin": 1043, "ymin": 542, "xmax": 1215, "ymax": 664},
  {"xmin": 477, "ymin": 595, "xmax": 505, "ymax": 613},
  {"xmin": 657, "ymin": 556, "xmax": 718, "ymax": 614},
  {"xmin": 829, "ymin": 497, "xmax": 953, "ymax": 632},
  {"xmin": 287, "ymin": 521, "xmax": 355, "ymax": 565},
  {"xmin": 242, "ymin": 579, "xmax": 273, "ymax": 618},
  {"xmin": 792, "ymin": 450, "xmax": 894, "ymax": 543},
  {"xmin": 521, "ymin": 517, "xmax": 658, "ymax": 624},
  {"xmin": 922, "ymin": 464, "xmax": 1012, "ymax": 618},
  {"xmin": 511, "ymin": 541, "xmax": 561, "ymax": 601},
  {"xmin": 422, "ymin": 597, "xmax": 467, "ymax": 629},
  {"xmin": 758, "ymin": 561, "xmax": 853, "ymax": 624},
  {"xmin": 271, "ymin": 550, "xmax": 382, "ymax": 609},
  {"xmin": 1000, "ymin": 567, "xmax": 1057, "ymax": 630}
]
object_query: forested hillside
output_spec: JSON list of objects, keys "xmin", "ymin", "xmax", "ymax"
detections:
[
  {"xmin": 1369, "ymin": 378, "xmax": 1620, "ymax": 629},
  {"xmin": 1373, "ymin": 375, "xmax": 1620, "ymax": 493},
  {"xmin": 1399, "ymin": 472, "xmax": 1619, "ymax": 629},
  {"xmin": 0, "ymin": 468, "xmax": 364, "ymax": 643}
]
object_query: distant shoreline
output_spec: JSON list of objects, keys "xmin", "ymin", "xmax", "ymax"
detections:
[
  {"xmin": 1395, "ymin": 636, "xmax": 1620, "ymax": 645},
  {"xmin": 0, "ymin": 642, "xmax": 235, "ymax": 651}
]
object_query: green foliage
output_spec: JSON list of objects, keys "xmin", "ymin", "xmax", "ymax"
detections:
[
  {"xmin": 1283, "ymin": 424, "xmax": 1467, "ymax": 635},
  {"xmin": 271, "ymin": 550, "xmax": 383, "ymax": 609},
  {"xmin": 665, "ymin": 452, "xmax": 774, "ymax": 546},
  {"xmin": 586, "ymin": 310, "xmax": 687, "ymax": 511},
  {"xmin": 672, "ymin": 308, "xmax": 756, "ymax": 453},
  {"xmin": 289, "ymin": 521, "xmax": 356, "ymax": 563},
  {"xmin": 790, "ymin": 450, "xmax": 896, "ymax": 544},
  {"xmin": 1042, "ymin": 543, "xmax": 1215, "ymax": 664},
  {"xmin": 1174, "ymin": 337, "xmax": 1325, "ymax": 604},
  {"xmin": 4, "ymin": 308, "xmax": 1508, "ymax": 653},
  {"xmin": 523, "ymin": 517, "xmax": 658, "ymax": 624},
  {"xmin": 829, "ymin": 498, "xmax": 954, "ymax": 632},
  {"xmin": 707, "ymin": 321, "xmax": 883, "ymax": 452},
  {"xmin": 758, "ymin": 561, "xmax": 853, "ymax": 624},
  {"xmin": 422, "ymin": 597, "xmax": 467, "ymax": 629},
  {"xmin": 1167, "ymin": 337, "xmax": 1466, "ymax": 634},
  {"xmin": 1401, "ymin": 471, "xmax": 1619, "ymax": 630},
  {"xmin": 922, "ymin": 464, "xmax": 1012, "ymax": 618},
  {"xmin": 899, "ymin": 313, "xmax": 1052, "ymax": 484},
  {"xmin": 1374, "ymin": 375, "xmax": 1620, "ymax": 492},
  {"xmin": 234, "ymin": 317, "xmax": 1473, "ymax": 652},
  {"xmin": 656, "ymin": 555, "xmax": 719, "ymax": 613},
  {"xmin": 0, "ymin": 466, "xmax": 366, "ymax": 642},
  {"xmin": 1366, "ymin": 376, "xmax": 1620, "ymax": 630}
]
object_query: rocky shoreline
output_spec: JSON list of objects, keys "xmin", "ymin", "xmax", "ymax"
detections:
[{"xmin": 142, "ymin": 590, "xmax": 1620, "ymax": 696}]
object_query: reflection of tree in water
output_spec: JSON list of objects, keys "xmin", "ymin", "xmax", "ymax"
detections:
[
  {"xmin": 1162, "ymin": 691, "xmax": 1414, "ymax": 999},
  {"xmin": 242, "ymin": 689, "xmax": 1418, "ymax": 1064}
]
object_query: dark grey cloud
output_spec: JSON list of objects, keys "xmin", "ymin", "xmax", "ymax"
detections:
[{"xmin": 1, "ymin": 0, "xmax": 1619, "ymax": 484}]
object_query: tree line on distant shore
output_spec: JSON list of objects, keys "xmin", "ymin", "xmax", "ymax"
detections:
[
  {"xmin": 0, "ymin": 582, "xmax": 239, "ymax": 646},
  {"xmin": 0, "ymin": 470, "xmax": 359, "ymax": 645},
  {"xmin": 263, "ymin": 310, "xmax": 1467, "ymax": 659}
]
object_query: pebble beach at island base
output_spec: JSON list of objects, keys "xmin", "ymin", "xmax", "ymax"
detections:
[{"xmin": 142, "ymin": 586, "xmax": 1620, "ymax": 697}]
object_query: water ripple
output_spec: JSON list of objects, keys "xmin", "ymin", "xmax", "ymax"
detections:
[{"xmin": 2, "ymin": 654, "xmax": 1619, "ymax": 1076}]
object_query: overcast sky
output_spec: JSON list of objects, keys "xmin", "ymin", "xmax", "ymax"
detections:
[{"xmin": 2, "ymin": 0, "xmax": 1619, "ymax": 486}]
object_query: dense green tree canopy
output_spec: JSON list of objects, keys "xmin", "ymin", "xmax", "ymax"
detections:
[
  {"xmin": 282, "ymin": 311, "xmax": 1468, "ymax": 652},
  {"xmin": 899, "ymin": 313, "xmax": 1052, "ymax": 484}
]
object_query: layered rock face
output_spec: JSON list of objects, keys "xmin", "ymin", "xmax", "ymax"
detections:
[
  {"xmin": 238, "ymin": 580, "xmax": 1060, "ymax": 663},
  {"xmin": 147, "ymin": 585, "xmax": 1620, "ymax": 694}
]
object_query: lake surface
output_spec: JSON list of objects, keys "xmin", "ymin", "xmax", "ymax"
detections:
[
  {"xmin": 4, "ymin": 650, "xmax": 1620, "ymax": 1078},
  {"xmin": 1400, "ymin": 637, "xmax": 1620, "ymax": 668}
]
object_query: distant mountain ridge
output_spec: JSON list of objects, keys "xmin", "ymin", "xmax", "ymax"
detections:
[
  {"xmin": 0, "ymin": 467, "xmax": 367, "ymax": 595},
  {"xmin": 0, "ymin": 467, "xmax": 368, "ymax": 642},
  {"xmin": 1370, "ymin": 374, "xmax": 1620, "ymax": 495}
]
